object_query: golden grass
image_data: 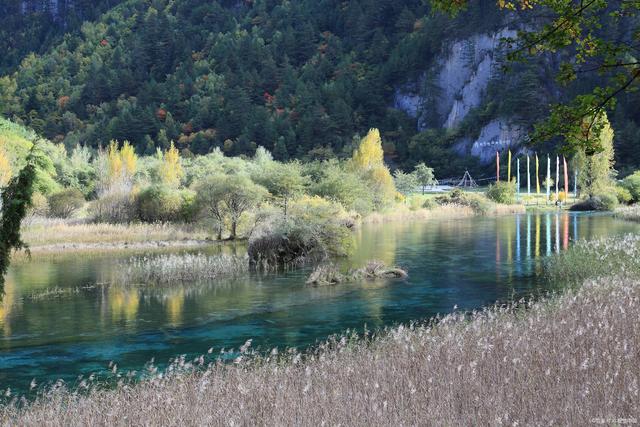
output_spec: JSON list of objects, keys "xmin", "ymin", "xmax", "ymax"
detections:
[
  {"xmin": 2, "ymin": 274, "xmax": 638, "ymax": 425},
  {"xmin": 362, "ymin": 203, "xmax": 476, "ymax": 224},
  {"xmin": 21, "ymin": 218, "xmax": 212, "ymax": 248},
  {"xmin": 362, "ymin": 201, "xmax": 524, "ymax": 224}
]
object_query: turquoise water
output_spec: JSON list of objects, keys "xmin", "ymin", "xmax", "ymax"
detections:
[{"xmin": 0, "ymin": 212, "xmax": 638, "ymax": 394}]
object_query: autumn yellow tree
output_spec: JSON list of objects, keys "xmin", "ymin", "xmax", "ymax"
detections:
[
  {"xmin": 99, "ymin": 140, "xmax": 138, "ymax": 194},
  {"xmin": 351, "ymin": 128, "xmax": 396, "ymax": 207},
  {"xmin": 352, "ymin": 128, "xmax": 385, "ymax": 170},
  {"xmin": 159, "ymin": 141, "xmax": 183, "ymax": 188}
]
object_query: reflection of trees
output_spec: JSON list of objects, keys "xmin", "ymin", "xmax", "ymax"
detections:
[
  {"xmin": 164, "ymin": 289, "xmax": 185, "ymax": 327},
  {"xmin": 0, "ymin": 274, "xmax": 17, "ymax": 336},
  {"xmin": 109, "ymin": 287, "xmax": 140, "ymax": 325}
]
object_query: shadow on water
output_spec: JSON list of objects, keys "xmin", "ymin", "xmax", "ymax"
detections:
[{"xmin": 0, "ymin": 212, "xmax": 638, "ymax": 394}]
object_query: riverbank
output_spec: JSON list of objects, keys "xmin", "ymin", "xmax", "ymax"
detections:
[
  {"xmin": 17, "ymin": 219, "xmax": 217, "ymax": 258},
  {"xmin": 3, "ymin": 274, "xmax": 637, "ymax": 424},
  {"xmin": 19, "ymin": 199, "xmax": 527, "ymax": 257}
]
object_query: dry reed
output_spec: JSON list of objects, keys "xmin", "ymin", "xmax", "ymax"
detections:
[
  {"xmin": 112, "ymin": 253, "xmax": 249, "ymax": 285},
  {"xmin": 21, "ymin": 219, "xmax": 211, "ymax": 249},
  {"xmin": 616, "ymin": 205, "xmax": 640, "ymax": 223}
]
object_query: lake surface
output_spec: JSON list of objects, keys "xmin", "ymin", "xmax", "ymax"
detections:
[{"xmin": 1, "ymin": 212, "xmax": 638, "ymax": 394}]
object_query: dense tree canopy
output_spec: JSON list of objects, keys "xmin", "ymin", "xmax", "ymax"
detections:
[{"xmin": 0, "ymin": 0, "xmax": 639, "ymax": 177}]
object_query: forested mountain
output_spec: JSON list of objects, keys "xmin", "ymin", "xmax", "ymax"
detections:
[{"xmin": 0, "ymin": 0, "xmax": 638, "ymax": 177}]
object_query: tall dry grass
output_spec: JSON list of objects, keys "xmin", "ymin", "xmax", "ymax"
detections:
[
  {"xmin": 616, "ymin": 205, "xmax": 640, "ymax": 223},
  {"xmin": 113, "ymin": 253, "xmax": 249, "ymax": 285},
  {"xmin": 21, "ymin": 218, "xmax": 211, "ymax": 248},
  {"xmin": 2, "ymin": 273, "xmax": 638, "ymax": 426},
  {"xmin": 363, "ymin": 203, "xmax": 476, "ymax": 224}
]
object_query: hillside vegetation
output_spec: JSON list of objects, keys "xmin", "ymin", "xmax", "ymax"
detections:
[{"xmin": 1, "ymin": 1, "xmax": 640, "ymax": 174}]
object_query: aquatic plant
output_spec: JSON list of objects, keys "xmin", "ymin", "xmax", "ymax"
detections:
[
  {"xmin": 2, "ymin": 273, "xmax": 639, "ymax": 425},
  {"xmin": 248, "ymin": 197, "xmax": 354, "ymax": 268},
  {"xmin": 544, "ymin": 234, "xmax": 640, "ymax": 287},
  {"xmin": 114, "ymin": 253, "xmax": 249, "ymax": 285},
  {"xmin": 615, "ymin": 205, "xmax": 640, "ymax": 223},
  {"xmin": 306, "ymin": 261, "xmax": 408, "ymax": 286}
]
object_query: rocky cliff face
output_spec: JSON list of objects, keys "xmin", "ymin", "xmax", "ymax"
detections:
[{"xmin": 394, "ymin": 28, "xmax": 527, "ymax": 163}]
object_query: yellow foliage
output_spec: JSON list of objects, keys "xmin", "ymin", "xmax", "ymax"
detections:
[
  {"xmin": 0, "ymin": 149, "xmax": 11, "ymax": 186},
  {"xmin": 352, "ymin": 128, "xmax": 384, "ymax": 170},
  {"xmin": 558, "ymin": 191, "xmax": 567, "ymax": 202},
  {"xmin": 107, "ymin": 140, "xmax": 123, "ymax": 180},
  {"xmin": 159, "ymin": 141, "xmax": 183, "ymax": 187},
  {"xmin": 120, "ymin": 141, "xmax": 137, "ymax": 177},
  {"xmin": 107, "ymin": 140, "xmax": 138, "ymax": 186},
  {"xmin": 369, "ymin": 165, "xmax": 396, "ymax": 200}
]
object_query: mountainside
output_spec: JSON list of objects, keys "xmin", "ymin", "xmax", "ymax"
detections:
[{"xmin": 1, "ymin": 0, "xmax": 639, "ymax": 177}]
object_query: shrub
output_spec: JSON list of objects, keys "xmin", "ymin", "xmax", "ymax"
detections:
[
  {"xmin": 485, "ymin": 181, "xmax": 516, "ymax": 204},
  {"xmin": 615, "ymin": 186, "xmax": 633, "ymax": 204},
  {"xmin": 622, "ymin": 171, "xmax": 640, "ymax": 202},
  {"xmin": 47, "ymin": 188, "xmax": 85, "ymax": 218},
  {"xmin": 248, "ymin": 196, "xmax": 354, "ymax": 267},
  {"xmin": 570, "ymin": 193, "xmax": 619, "ymax": 211},
  {"xmin": 29, "ymin": 192, "xmax": 49, "ymax": 217},
  {"xmin": 137, "ymin": 185, "xmax": 196, "ymax": 223},
  {"xmin": 90, "ymin": 192, "xmax": 138, "ymax": 223},
  {"xmin": 557, "ymin": 191, "xmax": 567, "ymax": 203},
  {"xmin": 422, "ymin": 198, "xmax": 438, "ymax": 210},
  {"xmin": 435, "ymin": 188, "xmax": 491, "ymax": 214}
]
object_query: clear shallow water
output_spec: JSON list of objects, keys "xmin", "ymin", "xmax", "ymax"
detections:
[{"xmin": 0, "ymin": 212, "xmax": 638, "ymax": 393}]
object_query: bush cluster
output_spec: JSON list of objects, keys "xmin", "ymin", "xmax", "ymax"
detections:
[
  {"xmin": 570, "ymin": 193, "xmax": 619, "ymax": 212},
  {"xmin": 137, "ymin": 186, "xmax": 196, "ymax": 223},
  {"xmin": 435, "ymin": 188, "xmax": 491, "ymax": 214},
  {"xmin": 621, "ymin": 171, "xmax": 640, "ymax": 202},
  {"xmin": 485, "ymin": 181, "xmax": 517, "ymax": 204},
  {"xmin": 248, "ymin": 197, "xmax": 355, "ymax": 267},
  {"xmin": 47, "ymin": 189, "xmax": 85, "ymax": 218}
]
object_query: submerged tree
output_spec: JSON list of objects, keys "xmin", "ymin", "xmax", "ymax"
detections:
[{"xmin": 0, "ymin": 145, "xmax": 40, "ymax": 297}]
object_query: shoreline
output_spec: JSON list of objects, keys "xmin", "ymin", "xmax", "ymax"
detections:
[{"xmin": 17, "ymin": 204, "xmax": 564, "ymax": 258}]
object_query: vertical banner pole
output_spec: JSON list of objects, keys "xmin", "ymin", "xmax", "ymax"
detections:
[
  {"xmin": 517, "ymin": 157, "xmax": 520, "ymax": 199},
  {"xmin": 546, "ymin": 155, "xmax": 551, "ymax": 203},
  {"xmin": 527, "ymin": 155, "xmax": 531, "ymax": 196},
  {"xmin": 555, "ymin": 155, "xmax": 560, "ymax": 201}
]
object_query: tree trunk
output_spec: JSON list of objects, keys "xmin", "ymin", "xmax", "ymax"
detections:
[{"xmin": 230, "ymin": 220, "xmax": 237, "ymax": 240}]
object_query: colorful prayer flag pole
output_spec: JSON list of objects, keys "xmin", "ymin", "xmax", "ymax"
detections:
[
  {"xmin": 536, "ymin": 154, "xmax": 540, "ymax": 195},
  {"xmin": 555, "ymin": 155, "xmax": 560, "ymax": 200},
  {"xmin": 517, "ymin": 157, "xmax": 520, "ymax": 198},
  {"xmin": 546, "ymin": 155, "xmax": 551, "ymax": 201},
  {"xmin": 563, "ymin": 156, "xmax": 569, "ymax": 200},
  {"xmin": 496, "ymin": 151, "xmax": 500, "ymax": 182},
  {"xmin": 527, "ymin": 155, "xmax": 531, "ymax": 196}
]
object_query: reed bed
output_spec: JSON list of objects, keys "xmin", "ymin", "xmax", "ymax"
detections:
[
  {"xmin": 22, "ymin": 219, "xmax": 210, "ymax": 247},
  {"xmin": 113, "ymin": 253, "xmax": 249, "ymax": 285},
  {"xmin": 544, "ymin": 233, "xmax": 640, "ymax": 287},
  {"xmin": 1, "ymin": 273, "xmax": 638, "ymax": 426},
  {"xmin": 616, "ymin": 205, "xmax": 640, "ymax": 223}
]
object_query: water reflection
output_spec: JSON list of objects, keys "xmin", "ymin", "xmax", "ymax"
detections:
[{"xmin": 0, "ymin": 212, "xmax": 638, "ymax": 393}]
